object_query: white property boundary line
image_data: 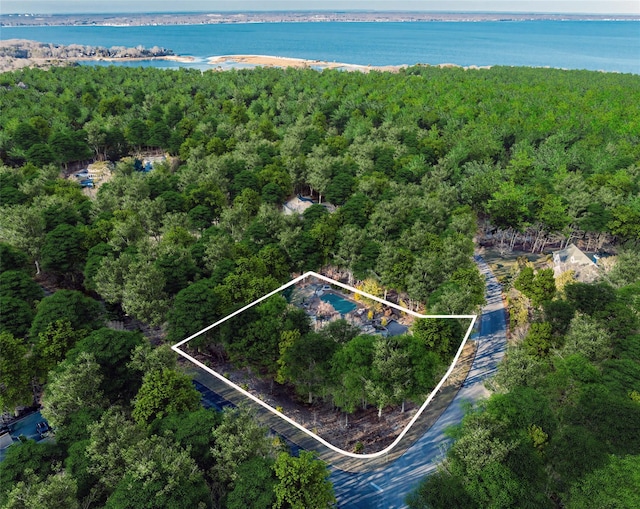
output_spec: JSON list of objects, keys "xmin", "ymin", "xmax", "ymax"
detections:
[{"xmin": 172, "ymin": 271, "xmax": 477, "ymax": 459}]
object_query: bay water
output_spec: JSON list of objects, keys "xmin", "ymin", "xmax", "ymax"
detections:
[{"xmin": 1, "ymin": 20, "xmax": 638, "ymax": 74}]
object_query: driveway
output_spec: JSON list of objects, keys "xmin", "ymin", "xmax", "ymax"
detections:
[{"xmin": 330, "ymin": 255, "xmax": 507, "ymax": 508}]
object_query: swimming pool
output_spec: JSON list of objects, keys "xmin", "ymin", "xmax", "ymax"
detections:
[{"xmin": 320, "ymin": 293, "xmax": 357, "ymax": 315}]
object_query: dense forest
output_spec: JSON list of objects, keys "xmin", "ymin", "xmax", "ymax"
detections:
[
  {"xmin": 0, "ymin": 63, "xmax": 639, "ymax": 508},
  {"xmin": 407, "ymin": 251, "xmax": 640, "ymax": 508},
  {"xmin": 207, "ymin": 294, "xmax": 467, "ymax": 419}
]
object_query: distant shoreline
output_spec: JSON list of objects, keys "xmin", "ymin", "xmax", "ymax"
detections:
[
  {"xmin": 0, "ymin": 43, "xmax": 494, "ymax": 74},
  {"xmin": 0, "ymin": 39, "xmax": 193, "ymax": 72},
  {"xmin": 2, "ymin": 11, "xmax": 638, "ymax": 27}
]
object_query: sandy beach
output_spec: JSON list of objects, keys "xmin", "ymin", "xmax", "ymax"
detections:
[
  {"xmin": 207, "ymin": 55, "xmax": 493, "ymax": 73},
  {"xmin": 207, "ymin": 54, "xmax": 405, "ymax": 73}
]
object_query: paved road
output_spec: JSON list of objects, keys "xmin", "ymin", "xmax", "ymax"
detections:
[{"xmin": 330, "ymin": 255, "xmax": 507, "ymax": 508}]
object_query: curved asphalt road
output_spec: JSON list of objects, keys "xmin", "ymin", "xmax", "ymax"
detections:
[{"xmin": 330, "ymin": 255, "xmax": 507, "ymax": 508}]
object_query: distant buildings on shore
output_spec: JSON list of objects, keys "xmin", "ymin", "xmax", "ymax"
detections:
[{"xmin": 2, "ymin": 11, "xmax": 638, "ymax": 27}]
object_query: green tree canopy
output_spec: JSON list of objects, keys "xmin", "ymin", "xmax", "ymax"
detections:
[
  {"xmin": 330, "ymin": 334, "xmax": 375, "ymax": 415},
  {"xmin": 412, "ymin": 318, "xmax": 464, "ymax": 361},
  {"xmin": 567, "ymin": 454, "xmax": 640, "ymax": 509},
  {"xmin": 40, "ymin": 351, "xmax": 105, "ymax": 429},
  {"xmin": 565, "ymin": 282, "xmax": 616, "ymax": 316},
  {"xmin": 0, "ymin": 297, "xmax": 34, "ymax": 338},
  {"xmin": 132, "ymin": 368, "xmax": 201, "ymax": 426},
  {"xmin": 514, "ymin": 267, "xmax": 556, "ymax": 307},
  {"xmin": 0, "ymin": 440, "xmax": 63, "ymax": 507},
  {"xmin": 29, "ymin": 290, "xmax": 104, "ymax": 339},
  {"xmin": 209, "ymin": 406, "xmax": 274, "ymax": 504},
  {"xmin": 3, "ymin": 471, "xmax": 79, "ymax": 509},
  {"xmin": 84, "ymin": 408, "xmax": 144, "ymax": 492},
  {"xmin": 166, "ymin": 278, "xmax": 221, "ymax": 343},
  {"xmin": 35, "ymin": 319, "xmax": 85, "ymax": 379},
  {"xmin": 69, "ymin": 328, "xmax": 144, "ymax": 401},
  {"xmin": 273, "ymin": 450, "xmax": 336, "ymax": 509},
  {"xmin": 226, "ymin": 456, "xmax": 277, "ymax": 509},
  {"xmin": 0, "ymin": 270, "xmax": 43, "ymax": 306},
  {"xmin": 0, "ymin": 243, "xmax": 29, "ymax": 273},
  {"xmin": 153, "ymin": 407, "xmax": 221, "ymax": 472},
  {"xmin": 0, "ymin": 331, "xmax": 34, "ymax": 412},
  {"xmin": 40, "ymin": 223, "xmax": 87, "ymax": 277},
  {"xmin": 104, "ymin": 435, "xmax": 209, "ymax": 509}
]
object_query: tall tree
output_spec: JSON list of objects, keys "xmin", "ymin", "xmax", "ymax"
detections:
[
  {"xmin": 0, "ymin": 204, "xmax": 46, "ymax": 274},
  {"xmin": 0, "ymin": 297, "xmax": 34, "ymax": 338},
  {"xmin": 132, "ymin": 368, "xmax": 201, "ymax": 426},
  {"xmin": 85, "ymin": 408, "xmax": 144, "ymax": 492},
  {"xmin": 486, "ymin": 180, "xmax": 533, "ymax": 230},
  {"xmin": 366, "ymin": 336, "xmax": 412, "ymax": 416},
  {"xmin": 70, "ymin": 328, "xmax": 144, "ymax": 401},
  {"xmin": 412, "ymin": 318, "xmax": 463, "ymax": 361},
  {"xmin": 0, "ymin": 440, "xmax": 63, "ymax": 507},
  {"xmin": 154, "ymin": 407, "xmax": 221, "ymax": 472},
  {"xmin": 40, "ymin": 224, "xmax": 86, "ymax": 278},
  {"xmin": 273, "ymin": 451, "xmax": 336, "ymax": 509},
  {"xmin": 167, "ymin": 278, "xmax": 221, "ymax": 343},
  {"xmin": 120, "ymin": 260, "xmax": 170, "ymax": 326},
  {"xmin": 330, "ymin": 334, "xmax": 375, "ymax": 415},
  {"xmin": 567, "ymin": 454, "xmax": 640, "ymax": 509},
  {"xmin": 0, "ymin": 331, "xmax": 34, "ymax": 413},
  {"xmin": 209, "ymin": 406, "xmax": 274, "ymax": 504},
  {"xmin": 3, "ymin": 472, "xmax": 79, "ymax": 509},
  {"xmin": 40, "ymin": 351, "xmax": 105, "ymax": 429},
  {"xmin": 0, "ymin": 270, "xmax": 43, "ymax": 306},
  {"xmin": 104, "ymin": 435, "xmax": 209, "ymax": 509},
  {"xmin": 277, "ymin": 332, "xmax": 337, "ymax": 404},
  {"xmin": 29, "ymin": 290, "xmax": 104, "ymax": 339},
  {"xmin": 0, "ymin": 243, "xmax": 29, "ymax": 273},
  {"xmin": 35, "ymin": 319, "xmax": 85, "ymax": 379},
  {"xmin": 226, "ymin": 457, "xmax": 277, "ymax": 509}
]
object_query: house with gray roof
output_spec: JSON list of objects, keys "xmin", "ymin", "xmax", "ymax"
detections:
[{"xmin": 553, "ymin": 243, "xmax": 599, "ymax": 282}]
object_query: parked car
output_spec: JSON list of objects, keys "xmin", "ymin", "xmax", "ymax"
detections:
[
  {"xmin": 74, "ymin": 169, "xmax": 89, "ymax": 178},
  {"xmin": 80, "ymin": 179, "xmax": 94, "ymax": 188}
]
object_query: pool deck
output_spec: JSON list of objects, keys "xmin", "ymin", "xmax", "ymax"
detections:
[
  {"xmin": 0, "ymin": 410, "xmax": 51, "ymax": 462},
  {"xmin": 290, "ymin": 281, "xmax": 412, "ymax": 336}
]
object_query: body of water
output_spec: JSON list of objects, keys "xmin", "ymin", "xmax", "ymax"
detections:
[
  {"xmin": 1, "ymin": 21, "xmax": 639, "ymax": 74},
  {"xmin": 320, "ymin": 293, "xmax": 357, "ymax": 315}
]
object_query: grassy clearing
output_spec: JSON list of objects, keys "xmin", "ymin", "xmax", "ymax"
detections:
[{"xmin": 479, "ymin": 248, "xmax": 552, "ymax": 287}]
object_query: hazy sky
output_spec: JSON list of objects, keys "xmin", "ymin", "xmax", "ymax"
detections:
[{"xmin": 2, "ymin": 1, "xmax": 639, "ymax": 15}]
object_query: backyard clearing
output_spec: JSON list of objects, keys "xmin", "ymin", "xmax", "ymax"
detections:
[{"xmin": 478, "ymin": 246, "xmax": 551, "ymax": 285}]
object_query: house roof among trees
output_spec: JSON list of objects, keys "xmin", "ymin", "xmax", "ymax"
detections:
[{"xmin": 553, "ymin": 243, "xmax": 599, "ymax": 282}]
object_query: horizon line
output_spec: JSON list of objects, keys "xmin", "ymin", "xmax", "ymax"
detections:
[{"xmin": 3, "ymin": 10, "xmax": 639, "ymax": 16}]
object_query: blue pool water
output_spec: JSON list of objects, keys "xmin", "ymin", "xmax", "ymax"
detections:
[{"xmin": 320, "ymin": 293, "xmax": 357, "ymax": 315}]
